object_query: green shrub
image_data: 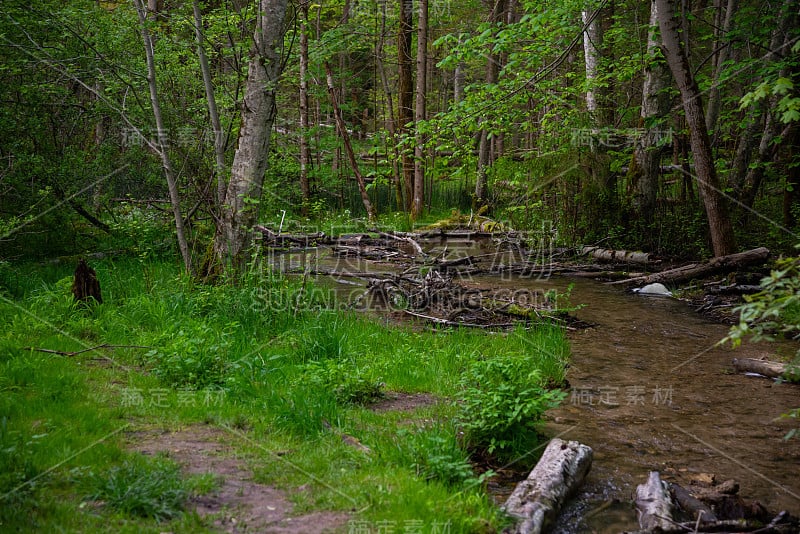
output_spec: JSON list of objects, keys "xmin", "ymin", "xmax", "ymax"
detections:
[{"xmin": 457, "ymin": 355, "xmax": 566, "ymax": 460}]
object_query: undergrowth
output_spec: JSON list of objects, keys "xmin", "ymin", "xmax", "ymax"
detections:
[{"xmin": 0, "ymin": 257, "xmax": 570, "ymax": 532}]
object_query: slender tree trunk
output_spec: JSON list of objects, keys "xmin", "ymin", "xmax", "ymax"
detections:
[
  {"xmin": 398, "ymin": 0, "xmax": 414, "ymax": 211},
  {"xmin": 783, "ymin": 125, "xmax": 800, "ymax": 227},
  {"xmin": 212, "ymin": 0, "xmax": 289, "ymax": 270},
  {"xmin": 704, "ymin": 0, "xmax": 737, "ymax": 138},
  {"xmin": 325, "ymin": 63, "xmax": 376, "ymax": 221},
  {"xmin": 134, "ymin": 0, "xmax": 193, "ymax": 274},
  {"xmin": 299, "ymin": 1, "xmax": 311, "ymax": 215},
  {"xmin": 193, "ymin": 1, "xmax": 227, "ymax": 209},
  {"xmin": 582, "ymin": 8, "xmax": 600, "ymax": 116},
  {"xmin": 475, "ymin": 0, "xmax": 506, "ymax": 209},
  {"xmin": 412, "ymin": 0, "xmax": 428, "ymax": 219},
  {"xmin": 728, "ymin": 107, "xmax": 762, "ymax": 197},
  {"xmin": 631, "ymin": 0, "xmax": 672, "ymax": 219},
  {"xmin": 375, "ymin": 5, "xmax": 402, "ymax": 209},
  {"xmin": 657, "ymin": 0, "xmax": 736, "ymax": 256},
  {"xmin": 453, "ymin": 56, "xmax": 465, "ymax": 104},
  {"xmin": 739, "ymin": 0, "xmax": 797, "ymax": 208}
]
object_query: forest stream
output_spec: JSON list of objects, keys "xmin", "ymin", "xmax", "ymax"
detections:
[{"xmin": 275, "ymin": 236, "xmax": 800, "ymax": 532}]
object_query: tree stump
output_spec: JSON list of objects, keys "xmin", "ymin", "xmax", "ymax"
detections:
[{"xmin": 72, "ymin": 259, "xmax": 102, "ymax": 304}]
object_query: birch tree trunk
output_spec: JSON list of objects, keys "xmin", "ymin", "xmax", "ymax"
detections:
[
  {"xmin": 412, "ymin": 0, "xmax": 428, "ymax": 219},
  {"xmin": 212, "ymin": 0, "xmax": 288, "ymax": 270},
  {"xmin": 631, "ymin": 0, "xmax": 672, "ymax": 219},
  {"xmin": 582, "ymin": 8, "xmax": 600, "ymax": 116},
  {"xmin": 657, "ymin": 0, "xmax": 737, "ymax": 257},
  {"xmin": 133, "ymin": 0, "xmax": 193, "ymax": 275}
]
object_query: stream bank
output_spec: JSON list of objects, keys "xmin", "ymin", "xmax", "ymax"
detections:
[{"xmin": 269, "ymin": 233, "xmax": 800, "ymax": 532}]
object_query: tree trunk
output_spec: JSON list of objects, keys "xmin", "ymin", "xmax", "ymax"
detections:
[
  {"xmin": 502, "ymin": 438, "xmax": 593, "ymax": 534},
  {"xmin": 212, "ymin": 0, "xmax": 288, "ymax": 271},
  {"xmin": 412, "ymin": 0, "xmax": 428, "ymax": 219},
  {"xmin": 375, "ymin": 1, "xmax": 402, "ymax": 209},
  {"xmin": 134, "ymin": 0, "xmax": 193, "ymax": 275},
  {"xmin": 398, "ymin": 0, "xmax": 414, "ymax": 211},
  {"xmin": 704, "ymin": 0, "xmax": 738, "ymax": 138},
  {"xmin": 657, "ymin": 0, "xmax": 737, "ymax": 257},
  {"xmin": 193, "ymin": 1, "xmax": 227, "ymax": 209},
  {"xmin": 324, "ymin": 63, "xmax": 376, "ymax": 221},
  {"xmin": 608, "ymin": 247, "xmax": 769, "ymax": 287},
  {"xmin": 475, "ymin": 0, "xmax": 506, "ymax": 209},
  {"xmin": 631, "ymin": 0, "xmax": 673, "ymax": 220},
  {"xmin": 582, "ymin": 8, "xmax": 601, "ymax": 115},
  {"xmin": 731, "ymin": 0, "xmax": 796, "ymax": 202},
  {"xmin": 299, "ymin": 1, "xmax": 311, "ymax": 215}
]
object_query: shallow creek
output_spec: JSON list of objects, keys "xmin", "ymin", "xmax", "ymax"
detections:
[
  {"xmin": 274, "ymin": 239, "xmax": 800, "ymax": 532},
  {"xmin": 480, "ymin": 274, "xmax": 800, "ymax": 531}
]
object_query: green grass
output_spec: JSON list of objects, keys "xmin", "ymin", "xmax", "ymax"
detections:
[{"xmin": 0, "ymin": 257, "xmax": 570, "ymax": 532}]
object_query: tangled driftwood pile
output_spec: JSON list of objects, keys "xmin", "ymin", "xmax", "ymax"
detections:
[{"xmin": 366, "ymin": 268, "xmax": 587, "ymax": 328}]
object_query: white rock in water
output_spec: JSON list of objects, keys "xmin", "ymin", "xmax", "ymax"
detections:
[{"xmin": 633, "ymin": 282, "xmax": 672, "ymax": 296}]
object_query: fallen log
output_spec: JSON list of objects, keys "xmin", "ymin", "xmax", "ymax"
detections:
[
  {"xmin": 732, "ymin": 358, "xmax": 799, "ymax": 381},
  {"xmin": 608, "ymin": 247, "xmax": 770, "ymax": 288},
  {"xmin": 581, "ymin": 246, "xmax": 655, "ymax": 264},
  {"xmin": 379, "ymin": 231, "xmax": 427, "ymax": 258},
  {"xmin": 502, "ymin": 438, "xmax": 593, "ymax": 534},
  {"xmin": 402, "ymin": 309, "xmax": 514, "ymax": 329},
  {"xmin": 635, "ymin": 471, "xmax": 674, "ymax": 532},
  {"xmin": 669, "ymin": 482, "xmax": 717, "ymax": 523}
]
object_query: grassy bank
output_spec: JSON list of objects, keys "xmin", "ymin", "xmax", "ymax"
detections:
[{"xmin": 0, "ymin": 257, "xmax": 569, "ymax": 532}]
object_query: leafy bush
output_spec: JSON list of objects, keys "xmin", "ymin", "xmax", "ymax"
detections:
[
  {"xmin": 457, "ymin": 355, "xmax": 566, "ymax": 459},
  {"xmin": 85, "ymin": 455, "xmax": 188, "ymax": 521},
  {"xmin": 725, "ymin": 253, "xmax": 800, "ymax": 438}
]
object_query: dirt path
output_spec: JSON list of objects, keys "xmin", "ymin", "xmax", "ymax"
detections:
[{"xmin": 128, "ymin": 425, "xmax": 349, "ymax": 533}]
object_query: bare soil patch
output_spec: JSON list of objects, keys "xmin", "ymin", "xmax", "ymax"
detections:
[
  {"xmin": 128, "ymin": 425, "xmax": 349, "ymax": 533},
  {"xmin": 369, "ymin": 391, "xmax": 440, "ymax": 412}
]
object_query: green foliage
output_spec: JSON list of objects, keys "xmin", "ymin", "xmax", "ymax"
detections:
[
  {"xmin": 147, "ymin": 323, "xmax": 231, "ymax": 389},
  {"xmin": 406, "ymin": 425, "xmax": 490, "ymax": 488},
  {"xmin": 457, "ymin": 350, "xmax": 567, "ymax": 459},
  {"xmin": 302, "ymin": 359, "xmax": 385, "ymax": 405},
  {"xmin": 725, "ymin": 252, "xmax": 800, "ymax": 439},
  {"xmin": 727, "ymin": 255, "xmax": 800, "ymax": 350},
  {"xmin": 85, "ymin": 455, "xmax": 189, "ymax": 521}
]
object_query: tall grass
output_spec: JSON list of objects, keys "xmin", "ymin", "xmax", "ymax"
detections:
[{"xmin": 0, "ymin": 257, "xmax": 570, "ymax": 531}]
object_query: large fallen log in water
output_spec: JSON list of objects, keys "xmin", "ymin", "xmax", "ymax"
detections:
[
  {"xmin": 608, "ymin": 247, "xmax": 770, "ymax": 288},
  {"xmin": 635, "ymin": 471, "xmax": 674, "ymax": 531},
  {"xmin": 502, "ymin": 438, "xmax": 593, "ymax": 534}
]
